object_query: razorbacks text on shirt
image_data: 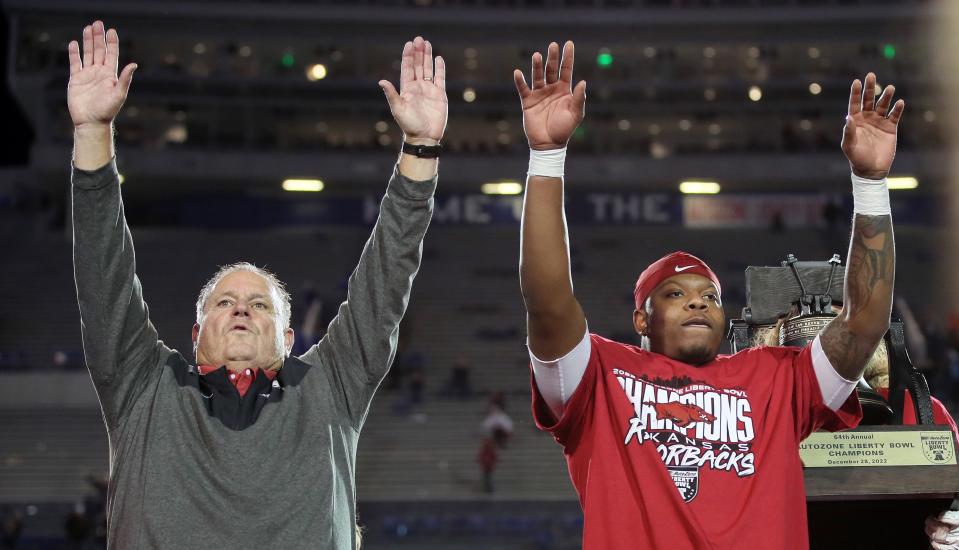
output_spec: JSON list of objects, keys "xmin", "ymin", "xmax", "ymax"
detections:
[{"xmin": 616, "ymin": 369, "xmax": 756, "ymax": 501}]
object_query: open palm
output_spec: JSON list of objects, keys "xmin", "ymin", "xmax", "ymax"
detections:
[
  {"xmin": 842, "ymin": 73, "xmax": 904, "ymax": 180},
  {"xmin": 67, "ymin": 21, "xmax": 136, "ymax": 128},
  {"xmin": 379, "ymin": 37, "xmax": 447, "ymax": 143},
  {"xmin": 514, "ymin": 41, "xmax": 586, "ymax": 151}
]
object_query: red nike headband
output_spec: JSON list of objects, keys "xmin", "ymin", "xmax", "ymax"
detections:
[{"xmin": 633, "ymin": 251, "xmax": 722, "ymax": 311}]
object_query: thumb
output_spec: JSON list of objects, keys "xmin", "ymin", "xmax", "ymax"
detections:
[
  {"xmin": 379, "ymin": 80, "xmax": 400, "ymax": 107},
  {"xmin": 118, "ymin": 63, "xmax": 137, "ymax": 94}
]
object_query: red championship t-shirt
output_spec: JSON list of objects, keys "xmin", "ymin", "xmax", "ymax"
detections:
[{"xmin": 531, "ymin": 334, "xmax": 862, "ymax": 550}]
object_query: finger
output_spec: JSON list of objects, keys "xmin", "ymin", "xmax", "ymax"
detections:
[
  {"xmin": 875, "ymin": 84, "xmax": 895, "ymax": 116},
  {"xmin": 82, "ymin": 25, "xmax": 94, "ymax": 67},
  {"xmin": 848, "ymin": 79, "xmax": 861, "ymax": 116},
  {"xmin": 413, "ymin": 36, "xmax": 424, "ymax": 81},
  {"xmin": 105, "ymin": 28, "xmax": 120, "ymax": 74},
  {"xmin": 531, "ymin": 52, "xmax": 545, "ymax": 89},
  {"xmin": 572, "ymin": 80, "xmax": 587, "ymax": 113},
  {"xmin": 887, "ymin": 99, "xmax": 905, "ymax": 125},
  {"xmin": 379, "ymin": 79, "xmax": 400, "ymax": 107},
  {"xmin": 434, "ymin": 56, "xmax": 446, "ymax": 91},
  {"xmin": 92, "ymin": 21, "xmax": 106, "ymax": 65},
  {"xmin": 513, "ymin": 69, "xmax": 531, "ymax": 99},
  {"xmin": 118, "ymin": 63, "xmax": 137, "ymax": 96},
  {"xmin": 841, "ymin": 115, "xmax": 857, "ymax": 151},
  {"xmin": 68, "ymin": 40, "xmax": 82, "ymax": 75},
  {"xmin": 559, "ymin": 41, "xmax": 575, "ymax": 86},
  {"xmin": 862, "ymin": 72, "xmax": 876, "ymax": 111},
  {"xmin": 399, "ymin": 41, "xmax": 414, "ymax": 87},
  {"xmin": 545, "ymin": 42, "xmax": 559, "ymax": 84},
  {"xmin": 423, "ymin": 40, "xmax": 434, "ymax": 82}
]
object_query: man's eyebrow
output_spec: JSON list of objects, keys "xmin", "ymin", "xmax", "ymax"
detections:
[{"xmin": 212, "ymin": 291, "xmax": 271, "ymax": 302}]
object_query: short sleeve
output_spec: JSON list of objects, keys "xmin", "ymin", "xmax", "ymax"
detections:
[
  {"xmin": 530, "ymin": 334, "xmax": 603, "ymax": 449},
  {"xmin": 790, "ymin": 342, "xmax": 863, "ymax": 440}
]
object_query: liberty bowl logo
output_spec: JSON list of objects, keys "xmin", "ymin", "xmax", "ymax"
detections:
[{"xmin": 920, "ymin": 432, "xmax": 955, "ymax": 464}]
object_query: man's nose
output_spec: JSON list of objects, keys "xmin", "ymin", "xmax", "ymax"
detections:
[
  {"xmin": 686, "ymin": 297, "xmax": 708, "ymax": 310},
  {"xmin": 232, "ymin": 302, "xmax": 250, "ymax": 316}
]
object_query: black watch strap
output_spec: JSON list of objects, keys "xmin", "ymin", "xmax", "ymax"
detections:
[{"xmin": 402, "ymin": 141, "xmax": 443, "ymax": 158}]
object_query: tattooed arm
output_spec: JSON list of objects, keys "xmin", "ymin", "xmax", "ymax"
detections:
[{"xmin": 820, "ymin": 72, "xmax": 904, "ymax": 380}]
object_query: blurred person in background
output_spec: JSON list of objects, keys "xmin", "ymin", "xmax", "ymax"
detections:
[
  {"xmin": 477, "ymin": 436, "xmax": 499, "ymax": 494},
  {"xmin": 517, "ymin": 40, "xmax": 902, "ymax": 549},
  {"xmin": 481, "ymin": 391, "xmax": 515, "ymax": 448},
  {"xmin": 68, "ymin": 20, "xmax": 446, "ymax": 549},
  {"xmin": 444, "ymin": 355, "xmax": 473, "ymax": 399}
]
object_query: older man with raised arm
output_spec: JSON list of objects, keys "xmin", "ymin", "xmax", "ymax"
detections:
[
  {"xmin": 516, "ymin": 41, "xmax": 902, "ymax": 549},
  {"xmin": 69, "ymin": 21, "xmax": 446, "ymax": 549}
]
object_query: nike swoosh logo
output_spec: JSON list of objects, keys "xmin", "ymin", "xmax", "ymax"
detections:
[{"xmin": 674, "ymin": 265, "xmax": 696, "ymax": 272}]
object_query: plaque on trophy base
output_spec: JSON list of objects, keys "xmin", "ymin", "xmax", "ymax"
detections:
[{"xmin": 802, "ymin": 425, "xmax": 959, "ymax": 549}]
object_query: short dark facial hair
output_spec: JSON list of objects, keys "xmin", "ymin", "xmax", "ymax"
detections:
[
  {"xmin": 644, "ymin": 298, "xmax": 719, "ymax": 366},
  {"xmin": 674, "ymin": 342, "xmax": 715, "ymax": 366}
]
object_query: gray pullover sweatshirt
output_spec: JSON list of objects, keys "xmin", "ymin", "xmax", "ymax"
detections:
[{"xmin": 72, "ymin": 159, "xmax": 435, "ymax": 549}]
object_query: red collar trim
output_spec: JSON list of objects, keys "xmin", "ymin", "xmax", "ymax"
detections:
[{"xmin": 197, "ymin": 365, "xmax": 278, "ymax": 397}]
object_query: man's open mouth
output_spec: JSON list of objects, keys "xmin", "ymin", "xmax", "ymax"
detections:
[{"xmin": 682, "ymin": 317, "xmax": 712, "ymax": 329}]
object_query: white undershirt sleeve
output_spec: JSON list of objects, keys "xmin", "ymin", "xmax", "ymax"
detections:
[
  {"xmin": 530, "ymin": 329, "xmax": 592, "ymax": 420},
  {"xmin": 811, "ymin": 334, "xmax": 859, "ymax": 411}
]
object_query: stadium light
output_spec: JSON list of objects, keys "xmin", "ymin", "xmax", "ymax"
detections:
[
  {"xmin": 283, "ymin": 178, "xmax": 324, "ymax": 192},
  {"xmin": 887, "ymin": 176, "xmax": 918, "ymax": 190},
  {"xmin": 482, "ymin": 181, "xmax": 523, "ymax": 195},
  {"xmin": 597, "ymin": 49, "xmax": 613, "ymax": 68},
  {"xmin": 306, "ymin": 63, "xmax": 327, "ymax": 81},
  {"xmin": 679, "ymin": 180, "xmax": 721, "ymax": 194}
]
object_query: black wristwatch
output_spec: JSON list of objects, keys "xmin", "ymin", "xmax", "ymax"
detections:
[{"xmin": 402, "ymin": 141, "xmax": 443, "ymax": 159}]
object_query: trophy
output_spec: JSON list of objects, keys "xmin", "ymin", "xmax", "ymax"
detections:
[{"xmin": 727, "ymin": 255, "xmax": 959, "ymax": 549}]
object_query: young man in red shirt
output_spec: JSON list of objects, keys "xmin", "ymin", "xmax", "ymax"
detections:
[{"xmin": 515, "ymin": 41, "xmax": 903, "ymax": 549}]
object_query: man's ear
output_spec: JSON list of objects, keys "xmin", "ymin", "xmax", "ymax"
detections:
[
  {"xmin": 192, "ymin": 323, "xmax": 200, "ymax": 353},
  {"xmin": 284, "ymin": 328, "xmax": 295, "ymax": 356},
  {"xmin": 633, "ymin": 309, "xmax": 648, "ymax": 337}
]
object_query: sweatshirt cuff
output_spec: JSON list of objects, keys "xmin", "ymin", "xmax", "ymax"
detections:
[
  {"xmin": 388, "ymin": 164, "xmax": 437, "ymax": 201},
  {"xmin": 71, "ymin": 158, "xmax": 119, "ymax": 190}
]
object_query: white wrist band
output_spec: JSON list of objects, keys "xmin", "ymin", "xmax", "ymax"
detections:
[
  {"xmin": 851, "ymin": 173, "xmax": 890, "ymax": 216},
  {"xmin": 528, "ymin": 147, "xmax": 567, "ymax": 178}
]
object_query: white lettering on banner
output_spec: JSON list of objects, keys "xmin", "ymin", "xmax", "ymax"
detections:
[
  {"xmin": 644, "ymin": 194, "xmax": 670, "ymax": 223},
  {"xmin": 617, "ymin": 375, "xmax": 757, "ymax": 502},
  {"xmin": 587, "ymin": 193, "xmax": 670, "ymax": 224},
  {"xmin": 588, "ymin": 194, "xmax": 612, "ymax": 222},
  {"xmin": 433, "ymin": 196, "xmax": 462, "ymax": 223},
  {"xmin": 464, "ymin": 195, "xmax": 492, "ymax": 224},
  {"xmin": 611, "ymin": 195, "xmax": 641, "ymax": 223}
]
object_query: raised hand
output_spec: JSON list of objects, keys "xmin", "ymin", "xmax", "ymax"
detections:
[
  {"xmin": 379, "ymin": 37, "xmax": 447, "ymax": 146},
  {"xmin": 67, "ymin": 21, "xmax": 137, "ymax": 130},
  {"xmin": 842, "ymin": 72, "xmax": 905, "ymax": 180},
  {"xmin": 514, "ymin": 41, "xmax": 586, "ymax": 151}
]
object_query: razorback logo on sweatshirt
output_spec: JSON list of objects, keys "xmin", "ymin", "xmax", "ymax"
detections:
[
  {"xmin": 647, "ymin": 401, "xmax": 716, "ymax": 428},
  {"xmin": 614, "ymin": 369, "xmax": 756, "ymax": 502}
]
